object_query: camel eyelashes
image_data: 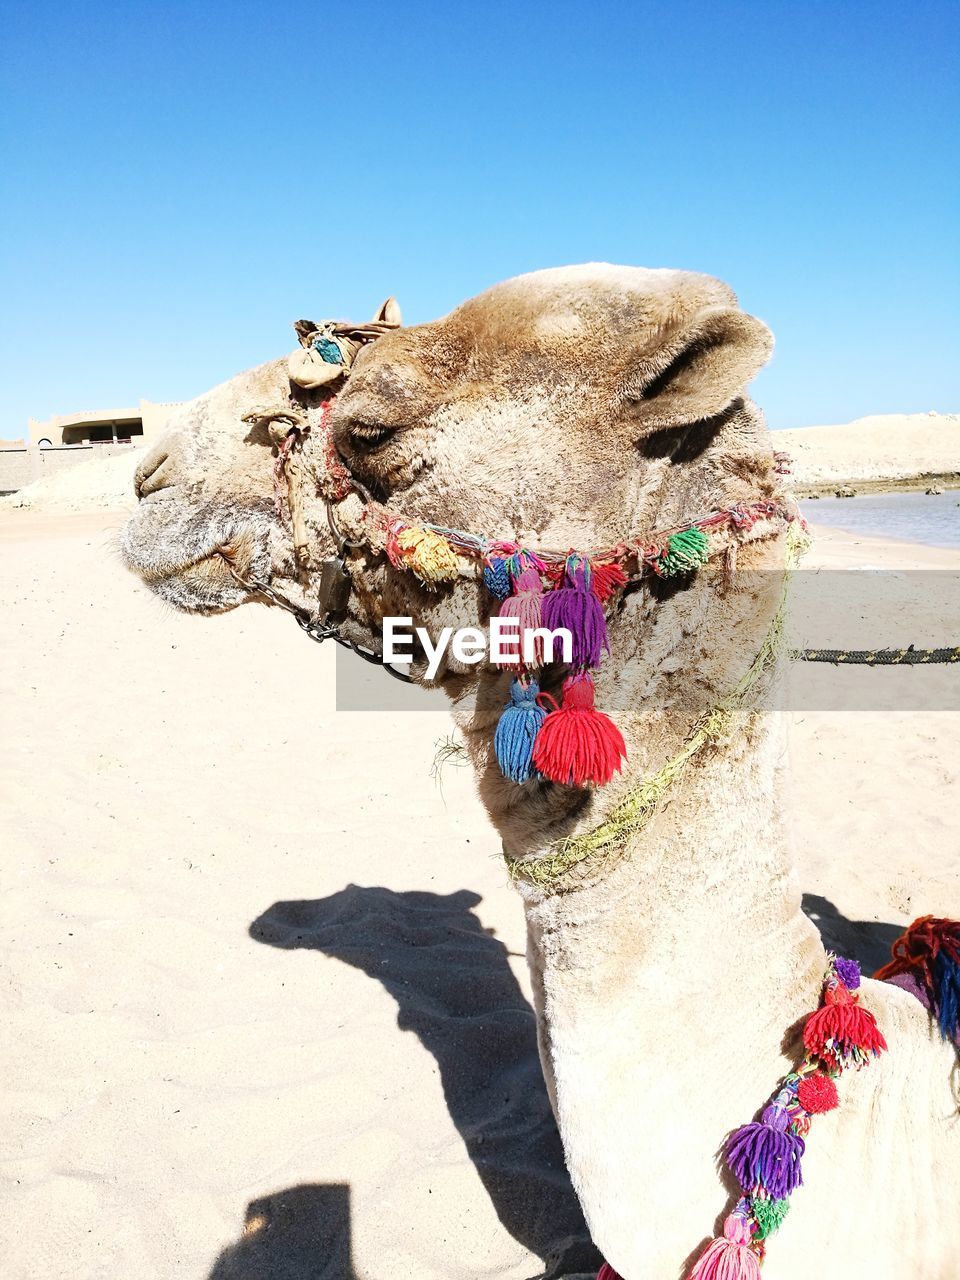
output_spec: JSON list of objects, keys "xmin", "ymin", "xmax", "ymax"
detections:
[{"xmin": 346, "ymin": 421, "xmax": 400, "ymax": 448}]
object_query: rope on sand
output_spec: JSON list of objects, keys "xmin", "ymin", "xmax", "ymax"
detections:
[{"xmin": 793, "ymin": 646, "xmax": 960, "ymax": 665}]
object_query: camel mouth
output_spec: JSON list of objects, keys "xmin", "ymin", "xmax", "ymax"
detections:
[
  {"xmin": 154, "ymin": 557, "xmax": 251, "ymax": 614},
  {"xmin": 120, "ymin": 500, "xmax": 272, "ymax": 614}
]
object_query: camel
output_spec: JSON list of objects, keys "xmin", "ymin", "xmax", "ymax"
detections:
[{"xmin": 121, "ymin": 265, "xmax": 958, "ymax": 1278}]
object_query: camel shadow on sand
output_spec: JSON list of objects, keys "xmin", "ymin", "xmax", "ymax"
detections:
[
  {"xmin": 242, "ymin": 885, "xmax": 601, "ymax": 1280},
  {"xmin": 801, "ymin": 893, "xmax": 903, "ymax": 975}
]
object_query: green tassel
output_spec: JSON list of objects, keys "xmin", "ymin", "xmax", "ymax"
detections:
[
  {"xmin": 657, "ymin": 527, "xmax": 710, "ymax": 576},
  {"xmin": 752, "ymin": 1194, "xmax": 790, "ymax": 1239}
]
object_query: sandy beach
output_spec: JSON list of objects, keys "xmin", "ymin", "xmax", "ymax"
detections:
[{"xmin": 1, "ymin": 495, "xmax": 957, "ymax": 1280}]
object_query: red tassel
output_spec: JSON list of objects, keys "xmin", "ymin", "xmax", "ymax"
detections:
[
  {"xmin": 589, "ymin": 560, "xmax": 628, "ymax": 603},
  {"xmin": 596, "ymin": 1266, "xmax": 623, "ymax": 1280},
  {"xmin": 545, "ymin": 558, "xmax": 627, "ymax": 603},
  {"xmin": 797, "ymin": 1072, "xmax": 839, "ymax": 1114},
  {"xmin": 688, "ymin": 1215, "xmax": 761, "ymax": 1279},
  {"xmin": 384, "ymin": 520, "xmax": 406, "ymax": 569},
  {"xmin": 803, "ymin": 983, "xmax": 887, "ymax": 1064},
  {"xmin": 532, "ymin": 672, "xmax": 626, "ymax": 787}
]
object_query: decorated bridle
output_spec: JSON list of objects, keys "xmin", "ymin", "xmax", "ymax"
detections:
[{"xmin": 237, "ymin": 315, "xmax": 805, "ymax": 795}]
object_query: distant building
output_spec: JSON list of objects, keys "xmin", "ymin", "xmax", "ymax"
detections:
[
  {"xmin": 1, "ymin": 399, "xmax": 183, "ymax": 495},
  {"xmin": 28, "ymin": 399, "xmax": 176, "ymax": 448}
]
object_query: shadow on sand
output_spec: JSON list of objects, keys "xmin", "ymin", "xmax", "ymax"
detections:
[
  {"xmin": 246, "ymin": 885, "xmax": 601, "ymax": 1280},
  {"xmin": 209, "ymin": 1184, "xmax": 356, "ymax": 1280},
  {"xmin": 802, "ymin": 892, "xmax": 902, "ymax": 975}
]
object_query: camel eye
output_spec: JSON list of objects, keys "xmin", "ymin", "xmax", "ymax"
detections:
[{"xmin": 347, "ymin": 421, "xmax": 399, "ymax": 449}]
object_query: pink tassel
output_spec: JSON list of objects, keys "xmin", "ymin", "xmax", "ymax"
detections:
[
  {"xmin": 688, "ymin": 1215, "xmax": 761, "ymax": 1280},
  {"xmin": 497, "ymin": 567, "xmax": 546, "ymax": 667}
]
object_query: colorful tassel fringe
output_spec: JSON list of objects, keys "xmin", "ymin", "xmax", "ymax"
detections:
[
  {"xmin": 371, "ymin": 502, "xmax": 803, "ymax": 795},
  {"xmin": 672, "ymin": 954, "xmax": 886, "ymax": 1280},
  {"xmin": 595, "ymin": 950, "xmax": 909, "ymax": 1279},
  {"xmin": 541, "ymin": 561, "xmax": 609, "ymax": 667},
  {"xmin": 875, "ymin": 915, "xmax": 960, "ymax": 1044},
  {"xmin": 532, "ymin": 672, "xmax": 626, "ymax": 787},
  {"xmin": 493, "ymin": 679, "xmax": 546, "ymax": 783},
  {"xmin": 393, "ymin": 526, "xmax": 460, "ymax": 587},
  {"xmin": 688, "ymin": 1213, "xmax": 761, "ymax": 1280},
  {"xmin": 497, "ymin": 567, "xmax": 546, "ymax": 667},
  {"xmin": 725, "ymin": 1104, "xmax": 804, "ymax": 1200}
]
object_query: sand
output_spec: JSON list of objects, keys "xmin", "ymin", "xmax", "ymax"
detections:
[
  {"xmin": 1, "ymin": 500, "xmax": 958, "ymax": 1279},
  {"xmin": 779, "ymin": 411, "xmax": 960, "ymax": 490},
  {"xmin": 1, "ymin": 448, "xmax": 145, "ymax": 513}
]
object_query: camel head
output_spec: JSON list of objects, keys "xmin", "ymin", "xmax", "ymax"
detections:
[
  {"xmin": 120, "ymin": 299, "xmax": 401, "ymax": 614},
  {"xmin": 123, "ymin": 264, "xmax": 782, "ymax": 845}
]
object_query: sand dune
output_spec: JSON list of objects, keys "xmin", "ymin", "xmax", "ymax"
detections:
[
  {"xmin": 779, "ymin": 411, "xmax": 959, "ymax": 488},
  {"xmin": 1, "ymin": 507, "xmax": 958, "ymax": 1280}
]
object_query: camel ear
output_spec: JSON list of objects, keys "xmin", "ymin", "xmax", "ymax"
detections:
[
  {"xmin": 373, "ymin": 297, "xmax": 402, "ymax": 326},
  {"xmin": 623, "ymin": 307, "xmax": 773, "ymax": 429}
]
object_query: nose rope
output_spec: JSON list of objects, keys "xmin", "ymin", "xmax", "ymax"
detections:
[
  {"xmin": 225, "ymin": 407, "xmax": 410, "ymax": 682},
  {"xmin": 242, "ymin": 407, "xmax": 318, "ymax": 579}
]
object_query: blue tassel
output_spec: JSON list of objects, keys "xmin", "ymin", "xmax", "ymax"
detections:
[
  {"xmin": 934, "ymin": 951, "xmax": 960, "ymax": 1042},
  {"xmin": 483, "ymin": 557, "xmax": 512, "ymax": 600},
  {"xmin": 494, "ymin": 679, "xmax": 546, "ymax": 783}
]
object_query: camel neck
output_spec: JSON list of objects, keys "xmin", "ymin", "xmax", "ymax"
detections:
[{"xmin": 518, "ymin": 711, "xmax": 826, "ymax": 1271}]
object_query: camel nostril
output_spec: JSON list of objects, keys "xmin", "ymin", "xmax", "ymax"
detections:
[{"xmin": 135, "ymin": 447, "xmax": 173, "ymax": 500}]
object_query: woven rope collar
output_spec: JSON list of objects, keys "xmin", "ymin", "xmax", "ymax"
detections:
[{"xmin": 358, "ymin": 493, "xmax": 802, "ymax": 587}]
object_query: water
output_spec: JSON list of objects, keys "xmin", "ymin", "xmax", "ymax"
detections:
[{"xmin": 799, "ymin": 489, "xmax": 960, "ymax": 550}]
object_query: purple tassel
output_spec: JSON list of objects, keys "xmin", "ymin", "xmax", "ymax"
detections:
[
  {"xmin": 725, "ymin": 1105, "xmax": 804, "ymax": 1199},
  {"xmin": 834, "ymin": 956, "xmax": 861, "ymax": 990},
  {"xmin": 542, "ymin": 563, "xmax": 608, "ymax": 667}
]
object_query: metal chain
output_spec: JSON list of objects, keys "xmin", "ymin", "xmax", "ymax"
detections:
[{"xmin": 225, "ymin": 561, "xmax": 414, "ymax": 682}]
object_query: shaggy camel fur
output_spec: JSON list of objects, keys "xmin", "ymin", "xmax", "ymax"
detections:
[{"xmin": 122, "ymin": 265, "xmax": 958, "ymax": 1278}]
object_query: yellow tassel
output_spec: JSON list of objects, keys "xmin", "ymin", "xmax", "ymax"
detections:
[{"xmin": 395, "ymin": 526, "xmax": 460, "ymax": 586}]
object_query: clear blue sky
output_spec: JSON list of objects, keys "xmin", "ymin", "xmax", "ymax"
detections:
[{"xmin": 2, "ymin": 1, "xmax": 957, "ymax": 434}]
